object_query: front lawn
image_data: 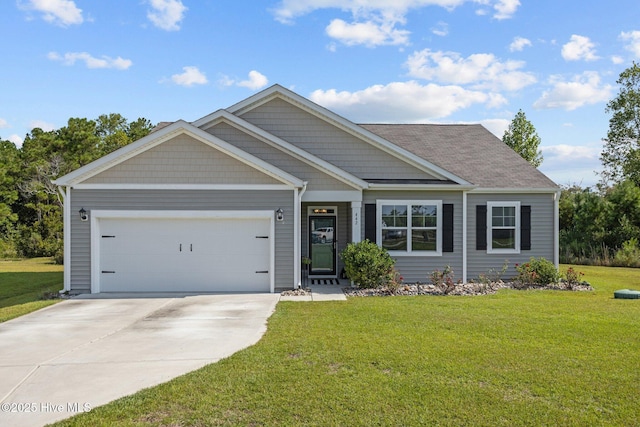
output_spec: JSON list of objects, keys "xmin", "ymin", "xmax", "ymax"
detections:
[
  {"xmin": 0, "ymin": 257, "xmax": 63, "ymax": 322},
  {"xmin": 54, "ymin": 265, "xmax": 640, "ymax": 426}
]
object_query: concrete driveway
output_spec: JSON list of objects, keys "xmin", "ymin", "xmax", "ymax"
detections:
[{"xmin": 0, "ymin": 293, "xmax": 279, "ymax": 427}]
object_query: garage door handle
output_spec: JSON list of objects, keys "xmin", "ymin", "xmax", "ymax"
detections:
[
  {"xmin": 255, "ymin": 270, "xmax": 268, "ymax": 274},
  {"xmin": 102, "ymin": 270, "xmax": 115, "ymax": 274}
]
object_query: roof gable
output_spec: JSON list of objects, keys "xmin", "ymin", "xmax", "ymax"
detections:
[
  {"xmin": 54, "ymin": 120, "xmax": 304, "ymax": 187},
  {"xmin": 219, "ymin": 84, "xmax": 471, "ymax": 185},
  {"xmin": 82, "ymin": 133, "xmax": 282, "ymax": 185},
  {"xmin": 192, "ymin": 110, "xmax": 368, "ymax": 190}
]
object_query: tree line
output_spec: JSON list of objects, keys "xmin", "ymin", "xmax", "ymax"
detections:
[
  {"xmin": 0, "ymin": 114, "xmax": 153, "ymax": 262},
  {"xmin": 504, "ymin": 62, "xmax": 640, "ymax": 267}
]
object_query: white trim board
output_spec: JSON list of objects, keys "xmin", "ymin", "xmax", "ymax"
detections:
[{"xmin": 73, "ymin": 184, "xmax": 292, "ymax": 191}]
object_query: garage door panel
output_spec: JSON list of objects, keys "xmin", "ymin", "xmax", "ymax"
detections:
[{"xmin": 98, "ymin": 216, "xmax": 271, "ymax": 293}]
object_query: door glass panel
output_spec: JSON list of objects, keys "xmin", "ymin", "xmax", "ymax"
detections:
[{"xmin": 310, "ymin": 216, "xmax": 336, "ymax": 275}]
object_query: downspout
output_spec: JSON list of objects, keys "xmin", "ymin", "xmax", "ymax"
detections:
[
  {"xmin": 294, "ymin": 182, "xmax": 308, "ymax": 289},
  {"xmin": 554, "ymin": 190, "xmax": 560, "ymax": 268},
  {"xmin": 57, "ymin": 186, "xmax": 71, "ymax": 293},
  {"xmin": 462, "ymin": 190, "xmax": 468, "ymax": 284}
]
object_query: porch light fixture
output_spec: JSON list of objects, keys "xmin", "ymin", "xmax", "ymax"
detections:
[
  {"xmin": 276, "ymin": 208, "xmax": 284, "ymax": 222},
  {"xmin": 79, "ymin": 207, "xmax": 88, "ymax": 222}
]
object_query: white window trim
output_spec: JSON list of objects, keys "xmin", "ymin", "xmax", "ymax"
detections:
[
  {"xmin": 487, "ymin": 201, "xmax": 520, "ymax": 254},
  {"xmin": 376, "ymin": 200, "xmax": 442, "ymax": 256}
]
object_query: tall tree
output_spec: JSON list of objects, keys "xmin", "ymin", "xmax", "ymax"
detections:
[
  {"xmin": 0, "ymin": 140, "xmax": 20, "ymax": 237},
  {"xmin": 8, "ymin": 114, "xmax": 154, "ymax": 261},
  {"xmin": 601, "ymin": 62, "xmax": 640, "ymax": 186},
  {"xmin": 502, "ymin": 109, "xmax": 543, "ymax": 168}
]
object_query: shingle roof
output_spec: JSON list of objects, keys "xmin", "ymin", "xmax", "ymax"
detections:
[{"xmin": 359, "ymin": 124, "xmax": 558, "ymax": 189}]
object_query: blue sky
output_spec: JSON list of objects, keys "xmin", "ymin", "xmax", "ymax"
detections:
[{"xmin": 2, "ymin": 1, "xmax": 639, "ymax": 187}]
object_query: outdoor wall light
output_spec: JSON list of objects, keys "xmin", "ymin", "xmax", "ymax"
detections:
[
  {"xmin": 276, "ymin": 208, "xmax": 284, "ymax": 222},
  {"xmin": 79, "ymin": 207, "xmax": 88, "ymax": 222}
]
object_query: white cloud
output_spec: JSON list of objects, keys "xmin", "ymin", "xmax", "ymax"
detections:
[
  {"xmin": 561, "ymin": 35, "xmax": 599, "ymax": 61},
  {"xmin": 220, "ymin": 71, "xmax": 269, "ymax": 90},
  {"xmin": 8, "ymin": 135, "xmax": 23, "ymax": 147},
  {"xmin": 171, "ymin": 66, "xmax": 208, "ymax": 87},
  {"xmin": 29, "ymin": 120, "xmax": 56, "ymax": 131},
  {"xmin": 47, "ymin": 51, "xmax": 133, "ymax": 70},
  {"xmin": 147, "ymin": 0, "xmax": 187, "ymax": 31},
  {"xmin": 479, "ymin": 118, "xmax": 510, "ymax": 138},
  {"xmin": 326, "ymin": 18, "xmax": 410, "ymax": 47},
  {"xmin": 431, "ymin": 21, "xmax": 448, "ymax": 37},
  {"xmin": 611, "ymin": 55, "xmax": 625, "ymax": 65},
  {"xmin": 533, "ymin": 72, "xmax": 612, "ymax": 111},
  {"xmin": 238, "ymin": 71, "xmax": 269, "ymax": 90},
  {"xmin": 309, "ymin": 81, "xmax": 506, "ymax": 123},
  {"xmin": 0, "ymin": 118, "xmax": 8, "ymax": 128},
  {"xmin": 272, "ymin": 1, "xmax": 519, "ymax": 47},
  {"xmin": 509, "ymin": 36, "xmax": 531, "ymax": 52},
  {"xmin": 493, "ymin": 0, "xmax": 520, "ymax": 20},
  {"xmin": 539, "ymin": 143, "xmax": 602, "ymax": 186},
  {"xmin": 405, "ymin": 49, "xmax": 536, "ymax": 91},
  {"xmin": 620, "ymin": 30, "xmax": 640, "ymax": 58},
  {"xmin": 19, "ymin": 0, "xmax": 83, "ymax": 27}
]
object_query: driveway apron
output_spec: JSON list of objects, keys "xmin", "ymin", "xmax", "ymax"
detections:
[{"xmin": 0, "ymin": 293, "xmax": 279, "ymax": 427}]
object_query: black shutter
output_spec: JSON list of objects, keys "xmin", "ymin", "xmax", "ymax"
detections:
[
  {"xmin": 443, "ymin": 204, "xmax": 454, "ymax": 252},
  {"xmin": 476, "ymin": 205, "xmax": 487, "ymax": 250},
  {"xmin": 364, "ymin": 204, "xmax": 376, "ymax": 243},
  {"xmin": 521, "ymin": 205, "xmax": 531, "ymax": 251}
]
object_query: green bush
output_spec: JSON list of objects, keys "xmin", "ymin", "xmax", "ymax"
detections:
[
  {"xmin": 613, "ymin": 238, "xmax": 640, "ymax": 267},
  {"xmin": 515, "ymin": 257, "xmax": 560, "ymax": 285},
  {"xmin": 0, "ymin": 239, "xmax": 17, "ymax": 259},
  {"xmin": 340, "ymin": 240, "xmax": 396, "ymax": 289}
]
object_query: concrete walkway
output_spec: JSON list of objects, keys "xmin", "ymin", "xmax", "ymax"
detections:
[
  {"xmin": 0, "ymin": 293, "xmax": 279, "ymax": 427},
  {"xmin": 279, "ymin": 285, "xmax": 347, "ymax": 301}
]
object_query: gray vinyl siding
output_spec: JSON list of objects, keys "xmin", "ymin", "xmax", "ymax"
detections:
[
  {"xmin": 205, "ymin": 121, "xmax": 354, "ymax": 191},
  {"xmin": 239, "ymin": 98, "xmax": 440, "ymax": 180},
  {"xmin": 466, "ymin": 193, "xmax": 555, "ymax": 281},
  {"xmin": 69, "ymin": 189, "xmax": 294, "ymax": 293},
  {"xmin": 84, "ymin": 134, "xmax": 281, "ymax": 185},
  {"xmin": 362, "ymin": 190, "xmax": 464, "ymax": 284}
]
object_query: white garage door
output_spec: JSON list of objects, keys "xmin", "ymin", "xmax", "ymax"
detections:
[{"xmin": 97, "ymin": 215, "xmax": 271, "ymax": 293}]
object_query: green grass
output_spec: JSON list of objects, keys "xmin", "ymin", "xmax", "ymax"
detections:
[
  {"xmin": 0, "ymin": 257, "xmax": 63, "ymax": 322},
  {"xmin": 52, "ymin": 264, "xmax": 640, "ymax": 426}
]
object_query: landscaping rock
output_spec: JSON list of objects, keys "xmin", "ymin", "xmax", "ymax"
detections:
[
  {"xmin": 343, "ymin": 281, "xmax": 593, "ymax": 297},
  {"xmin": 280, "ymin": 288, "xmax": 312, "ymax": 296}
]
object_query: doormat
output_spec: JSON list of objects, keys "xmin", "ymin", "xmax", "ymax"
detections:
[{"xmin": 311, "ymin": 279, "xmax": 340, "ymax": 285}]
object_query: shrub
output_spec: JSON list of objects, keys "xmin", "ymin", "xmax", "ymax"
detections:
[
  {"xmin": 613, "ymin": 238, "xmax": 640, "ymax": 267},
  {"xmin": 0, "ymin": 239, "xmax": 18, "ymax": 259},
  {"xmin": 563, "ymin": 267, "xmax": 585, "ymax": 289},
  {"xmin": 385, "ymin": 268, "xmax": 403, "ymax": 294},
  {"xmin": 478, "ymin": 260, "xmax": 509, "ymax": 284},
  {"xmin": 340, "ymin": 240, "xmax": 396, "ymax": 289},
  {"xmin": 515, "ymin": 257, "xmax": 560, "ymax": 286},
  {"xmin": 429, "ymin": 265, "xmax": 456, "ymax": 294}
]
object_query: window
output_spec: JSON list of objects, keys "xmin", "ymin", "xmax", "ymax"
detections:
[
  {"xmin": 487, "ymin": 201, "xmax": 520, "ymax": 253},
  {"xmin": 377, "ymin": 200, "xmax": 442, "ymax": 255}
]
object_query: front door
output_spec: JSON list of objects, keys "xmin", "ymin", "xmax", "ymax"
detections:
[{"xmin": 309, "ymin": 215, "xmax": 336, "ymax": 276}]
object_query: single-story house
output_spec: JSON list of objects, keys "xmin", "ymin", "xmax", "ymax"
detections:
[{"xmin": 53, "ymin": 84, "xmax": 560, "ymax": 294}]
